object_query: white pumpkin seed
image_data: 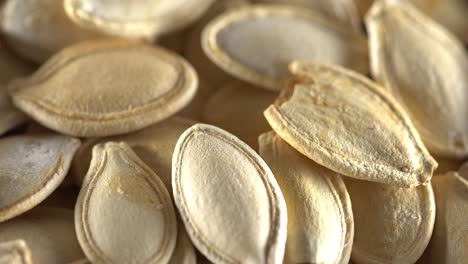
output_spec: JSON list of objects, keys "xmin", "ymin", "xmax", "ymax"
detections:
[{"xmin": 0, "ymin": 240, "xmax": 31, "ymax": 264}]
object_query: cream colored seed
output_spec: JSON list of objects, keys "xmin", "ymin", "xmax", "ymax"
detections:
[
  {"xmin": 259, "ymin": 131, "xmax": 354, "ymax": 264},
  {"xmin": 172, "ymin": 124, "xmax": 287, "ymax": 264},
  {"xmin": 9, "ymin": 40, "xmax": 198, "ymax": 137},
  {"xmin": 202, "ymin": 4, "xmax": 368, "ymax": 91},
  {"xmin": 265, "ymin": 61, "xmax": 437, "ymax": 187},
  {"xmin": 75, "ymin": 142, "xmax": 177, "ymax": 264}
]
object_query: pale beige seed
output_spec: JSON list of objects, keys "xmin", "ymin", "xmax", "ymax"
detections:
[
  {"xmin": 251, "ymin": 0, "xmax": 361, "ymax": 30},
  {"xmin": 168, "ymin": 223, "xmax": 197, "ymax": 264},
  {"xmin": 259, "ymin": 131, "xmax": 353, "ymax": 264},
  {"xmin": 71, "ymin": 116, "xmax": 194, "ymax": 188},
  {"xmin": 0, "ymin": 41, "xmax": 33, "ymax": 136},
  {"xmin": 202, "ymin": 4, "xmax": 368, "ymax": 91},
  {"xmin": 76, "ymin": 142, "xmax": 177, "ymax": 264},
  {"xmin": 366, "ymin": 0, "xmax": 468, "ymax": 158},
  {"xmin": 184, "ymin": 0, "xmax": 249, "ymax": 89},
  {"xmin": 265, "ymin": 62, "xmax": 437, "ymax": 187},
  {"xmin": 202, "ymin": 81, "xmax": 276, "ymax": 149},
  {"xmin": 64, "ymin": 0, "xmax": 215, "ymax": 39},
  {"xmin": 0, "ymin": 240, "xmax": 32, "ymax": 264},
  {"xmin": 0, "ymin": 207, "xmax": 84, "ymax": 263},
  {"xmin": 0, "ymin": 0, "xmax": 105, "ymax": 63},
  {"xmin": 173, "ymin": 124, "xmax": 287, "ymax": 264},
  {"xmin": 9, "ymin": 40, "xmax": 198, "ymax": 137},
  {"xmin": 428, "ymin": 172, "xmax": 468, "ymax": 263},
  {"xmin": 0, "ymin": 134, "xmax": 80, "ymax": 223},
  {"xmin": 344, "ymin": 178, "xmax": 435, "ymax": 264},
  {"xmin": 426, "ymin": 0, "xmax": 468, "ymax": 44}
]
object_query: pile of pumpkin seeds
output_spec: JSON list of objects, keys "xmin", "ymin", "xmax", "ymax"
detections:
[{"xmin": 0, "ymin": 0, "xmax": 467, "ymax": 263}]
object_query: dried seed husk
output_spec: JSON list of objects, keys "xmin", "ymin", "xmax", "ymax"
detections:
[
  {"xmin": 0, "ymin": 134, "xmax": 80, "ymax": 223},
  {"xmin": 0, "ymin": 41, "xmax": 33, "ymax": 136},
  {"xmin": 75, "ymin": 142, "xmax": 177, "ymax": 264},
  {"xmin": 259, "ymin": 131, "xmax": 353, "ymax": 264},
  {"xmin": 427, "ymin": 172, "xmax": 468, "ymax": 263},
  {"xmin": 202, "ymin": 4, "xmax": 368, "ymax": 91},
  {"xmin": 0, "ymin": 0, "xmax": 105, "ymax": 63},
  {"xmin": 251, "ymin": 0, "xmax": 361, "ymax": 30},
  {"xmin": 265, "ymin": 61, "xmax": 437, "ymax": 187},
  {"xmin": 344, "ymin": 178, "xmax": 435, "ymax": 264},
  {"xmin": 9, "ymin": 40, "xmax": 198, "ymax": 137},
  {"xmin": 184, "ymin": 0, "xmax": 249, "ymax": 88},
  {"xmin": 64, "ymin": 0, "xmax": 215, "ymax": 39},
  {"xmin": 0, "ymin": 207, "xmax": 84, "ymax": 263},
  {"xmin": 428, "ymin": 0, "xmax": 468, "ymax": 44},
  {"xmin": 172, "ymin": 124, "xmax": 287, "ymax": 264},
  {"xmin": 366, "ymin": 0, "xmax": 468, "ymax": 158},
  {"xmin": 203, "ymin": 81, "xmax": 275, "ymax": 149},
  {"xmin": 71, "ymin": 116, "xmax": 194, "ymax": 188},
  {"xmin": 168, "ymin": 223, "xmax": 197, "ymax": 264},
  {"xmin": 0, "ymin": 240, "xmax": 32, "ymax": 264}
]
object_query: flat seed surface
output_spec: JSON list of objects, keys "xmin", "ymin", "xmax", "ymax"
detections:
[
  {"xmin": 202, "ymin": 5, "xmax": 368, "ymax": 91},
  {"xmin": 259, "ymin": 132, "xmax": 353, "ymax": 264},
  {"xmin": 428, "ymin": 172, "xmax": 468, "ymax": 263},
  {"xmin": 0, "ymin": 240, "xmax": 31, "ymax": 264},
  {"xmin": 64, "ymin": 0, "xmax": 215, "ymax": 39},
  {"xmin": 0, "ymin": 207, "xmax": 84, "ymax": 264},
  {"xmin": 366, "ymin": 0, "xmax": 468, "ymax": 158},
  {"xmin": 0, "ymin": 0, "xmax": 104, "ymax": 63},
  {"xmin": 265, "ymin": 62, "xmax": 437, "ymax": 187},
  {"xmin": 0, "ymin": 134, "xmax": 80, "ymax": 223},
  {"xmin": 344, "ymin": 178, "xmax": 435, "ymax": 264},
  {"xmin": 10, "ymin": 41, "xmax": 198, "ymax": 137},
  {"xmin": 75, "ymin": 142, "xmax": 177, "ymax": 264},
  {"xmin": 172, "ymin": 124, "xmax": 287, "ymax": 264}
]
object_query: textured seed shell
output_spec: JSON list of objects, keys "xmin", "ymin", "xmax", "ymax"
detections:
[
  {"xmin": 265, "ymin": 62, "xmax": 437, "ymax": 187},
  {"xmin": 64, "ymin": 0, "xmax": 215, "ymax": 39},
  {"xmin": 366, "ymin": 0, "xmax": 468, "ymax": 158},
  {"xmin": 202, "ymin": 5, "xmax": 368, "ymax": 91},
  {"xmin": 0, "ymin": 0, "xmax": 104, "ymax": 63},
  {"xmin": 71, "ymin": 116, "xmax": 195, "ymax": 188},
  {"xmin": 173, "ymin": 124, "xmax": 287, "ymax": 264},
  {"xmin": 0, "ymin": 134, "xmax": 80, "ymax": 223},
  {"xmin": 75, "ymin": 142, "xmax": 177, "ymax": 264},
  {"xmin": 251, "ymin": 0, "xmax": 361, "ymax": 30},
  {"xmin": 0, "ymin": 240, "xmax": 31, "ymax": 264},
  {"xmin": 9, "ymin": 41, "xmax": 198, "ymax": 137},
  {"xmin": 428, "ymin": 172, "xmax": 468, "ymax": 263},
  {"xmin": 344, "ymin": 178, "xmax": 435, "ymax": 264},
  {"xmin": 259, "ymin": 132, "xmax": 353, "ymax": 264},
  {"xmin": 0, "ymin": 207, "xmax": 84, "ymax": 263},
  {"xmin": 202, "ymin": 81, "xmax": 275, "ymax": 149},
  {"xmin": 0, "ymin": 41, "xmax": 33, "ymax": 136}
]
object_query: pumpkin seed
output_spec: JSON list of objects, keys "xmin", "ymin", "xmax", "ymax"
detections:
[
  {"xmin": 64, "ymin": 0, "xmax": 215, "ymax": 39},
  {"xmin": 168, "ymin": 223, "xmax": 197, "ymax": 264},
  {"xmin": 9, "ymin": 40, "xmax": 198, "ymax": 137},
  {"xmin": 0, "ymin": 207, "xmax": 84, "ymax": 263},
  {"xmin": 0, "ymin": 0, "xmax": 104, "ymax": 63},
  {"xmin": 251, "ymin": 0, "xmax": 361, "ymax": 30},
  {"xmin": 75, "ymin": 142, "xmax": 177, "ymax": 264},
  {"xmin": 0, "ymin": 240, "xmax": 31, "ymax": 264},
  {"xmin": 366, "ymin": 0, "xmax": 468, "ymax": 158},
  {"xmin": 202, "ymin": 81, "xmax": 275, "ymax": 149},
  {"xmin": 172, "ymin": 124, "xmax": 287, "ymax": 264},
  {"xmin": 264, "ymin": 61, "xmax": 437, "ymax": 187},
  {"xmin": 344, "ymin": 178, "xmax": 435, "ymax": 264},
  {"xmin": 428, "ymin": 171, "xmax": 468, "ymax": 263},
  {"xmin": 0, "ymin": 134, "xmax": 80, "ymax": 223},
  {"xmin": 259, "ymin": 131, "xmax": 354, "ymax": 264},
  {"xmin": 71, "ymin": 116, "xmax": 194, "ymax": 188},
  {"xmin": 202, "ymin": 4, "xmax": 368, "ymax": 91}
]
